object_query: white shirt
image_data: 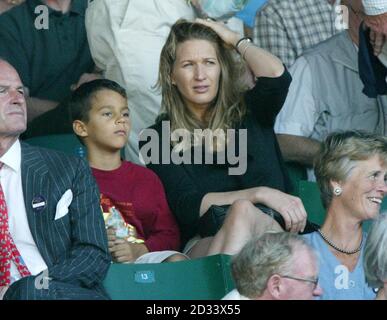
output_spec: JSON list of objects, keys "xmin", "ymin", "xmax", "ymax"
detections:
[
  {"xmin": 274, "ymin": 56, "xmax": 316, "ymax": 138},
  {"xmin": 0, "ymin": 140, "xmax": 47, "ymax": 283},
  {"xmin": 274, "ymin": 42, "xmax": 361, "ymax": 139},
  {"xmin": 222, "ymin": 288, "xmax": 250, "ymax": 300},
  {"xmin": 273, "ymin": 57, "xmax": 317, "ymax": 181}
]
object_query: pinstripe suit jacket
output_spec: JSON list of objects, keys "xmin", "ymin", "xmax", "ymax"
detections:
[{"xmin": 6, "ymin": 142, "xmax": 111, "ymax": 297}]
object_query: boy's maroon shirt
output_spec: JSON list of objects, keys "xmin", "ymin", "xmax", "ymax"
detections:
[{"xmin": 92, "ymin": 161, "xmax": 180, "ymax": 251}]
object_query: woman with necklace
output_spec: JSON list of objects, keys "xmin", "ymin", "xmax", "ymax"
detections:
[{"xmin": 304, "ymin": 130, "xmax": 387, "ymax": 299}]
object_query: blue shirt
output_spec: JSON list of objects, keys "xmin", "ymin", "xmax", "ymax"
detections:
[
  {"xmin": 303, "ymin": 232, "xmax": 376, "ymax": 300},
  {"xmin": 236, "ymin": 0, "xmax": 267, "ymax": 27}
]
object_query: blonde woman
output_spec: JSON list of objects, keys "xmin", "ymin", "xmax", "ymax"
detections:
[{"xmin": 140, "ymin": 19, "xmax": 309, "ymax": 257}]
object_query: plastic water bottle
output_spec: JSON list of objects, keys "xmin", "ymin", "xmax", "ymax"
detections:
[{"xmin": 75, "ymin": 146, "xmax": 86, "ymax": 158}]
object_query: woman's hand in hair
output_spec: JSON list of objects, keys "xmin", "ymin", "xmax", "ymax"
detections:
[
  {"xmin": 195, "ymin": 18, "xmax": 241, "ymax": 49},
  {"xmin": 195, "ymin": 18, "xmax": 284, "ymax": 78}
]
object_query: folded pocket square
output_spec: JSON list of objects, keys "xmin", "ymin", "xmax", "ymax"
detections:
[{"xmin": 55, "ymin": 189, "xmax": 73, "ymax": 220}]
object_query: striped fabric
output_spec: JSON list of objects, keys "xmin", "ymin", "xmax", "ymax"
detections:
[
  {"xmin": 254, "ymin": 0, "xmax": 339, "ymax": 67},
  {"xmin": 363, "ymin": 0, "xmax": 387, "ymax": 15},
  {"xmin": 4, "ymin": 142, "xmax": 111, "ymax": 300}
]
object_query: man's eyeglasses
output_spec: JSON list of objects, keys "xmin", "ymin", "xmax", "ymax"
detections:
[{"xmin": 279, "ymin": 274, "xmax": 319, "ymax": 289}]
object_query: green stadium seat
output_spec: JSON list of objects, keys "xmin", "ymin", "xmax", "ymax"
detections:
[
  {"xmin": 103, "ymin": 254, "xmax": 235, "ymax": 300},
  {"xmin": 284, "ymin": 162, "xmax": 307, "ymax": 196},
  {"xmin": 25, "ymin": 133, "xmax": 126, "ymax": 158},
  {"xmin": 382, "ymin": 198, "xmax": 387, "ymax": 212},
  {"xmin": 298, "ymin": 180, "xmax": 326, "ymax": 226},
  {"xmin": 25, "ymin": 134, "xmax": 84, "ymax": 157}
]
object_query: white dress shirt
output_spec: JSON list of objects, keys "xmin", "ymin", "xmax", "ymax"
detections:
[
  {"xmin": 0, "ymin": 140, "xmax": 47, "ymax": 283},
  {"xmin": 222, "ymin": 288, "xmax": 250, "ymax": 300}
]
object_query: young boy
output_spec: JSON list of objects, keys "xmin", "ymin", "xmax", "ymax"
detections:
[{"xmin": 70, "ymin": 79, "xmax": 187, "ymax": 263}]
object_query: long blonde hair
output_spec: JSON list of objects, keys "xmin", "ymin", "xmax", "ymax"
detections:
[{"xmin": 157, "ymin": 19, "xmax": 246, "ymax": 150}]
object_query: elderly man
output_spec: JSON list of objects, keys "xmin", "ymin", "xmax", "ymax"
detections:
[
  {"xmin": 0, "ymin": 59, "xmax": 110, "ymax": 300},
  {"xmin": 0, "ymin": 0, "xmax": 99, "ymax": 138},
  {"xmin": 274, "ymin": 0, "xmax": 387, "ymax": 180},
  {"xmin": 254, "ymin": 0, "xmax": 341, "ymax": 68},
  {"xmin": 223, "ymin": 232, "xmax": 322, "ymax": 300}
]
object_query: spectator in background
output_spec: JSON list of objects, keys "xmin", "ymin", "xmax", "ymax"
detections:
[
  {"xmin": 86, "ymin": 0, "xmax": 247, "ymax": 164},
  {"xmin": 274, "ymin": 0, "xmax": 387, "ymax": 181},
  {"xmin": 254, "ymin": 0, "xmax": 340, "ymax": 68},
  {"xmin": 0, "ymin": 0, "xmax": 100, "ymax": 138},
  {"xmin": 304, "ymin": 131, "xmax": 387, "ymax": 299},
  {"xmin": 223, "ymin": 232, "xmax": 322, "ymax": 300},
  {"xmin": 86, "ymin": 0, "xmax": 195, "ymax": 164},
  {"xmin": 364, "ymin": 213, "xmax": 387, "ymax": 300},
  {"xmin": 0, "ymin": 0, "xmax": 24, "ymax": 14},
  {"xmin": 71, "ymin": 79, "xmax": 187, "ymax": 264}
]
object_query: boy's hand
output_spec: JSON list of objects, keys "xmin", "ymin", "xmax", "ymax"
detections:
[
  {"xmin": 109, "ymin": 238, "xmax": 149, "ymax": 263},
  {"xmin": 106, "ymin": 227, "xmax": 117, "ymax": 250}
]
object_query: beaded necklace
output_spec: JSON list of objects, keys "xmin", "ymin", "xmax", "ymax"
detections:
[{"xmin": 317, "ymin": 229, "xmax": 363, "ymax": 255}]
